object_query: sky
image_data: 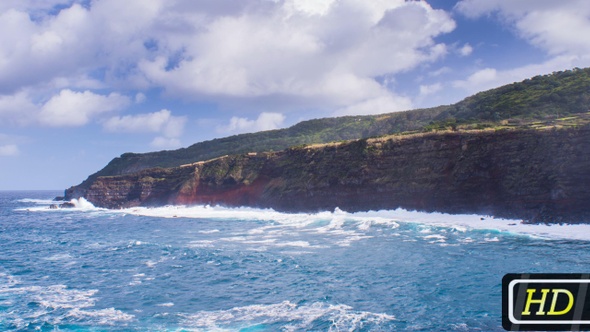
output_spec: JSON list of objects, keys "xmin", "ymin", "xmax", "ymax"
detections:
[{"xmin": 2, "ymin": 0, "xmax": 590, "ymax": 190}]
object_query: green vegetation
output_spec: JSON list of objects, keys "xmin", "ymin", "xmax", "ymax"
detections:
[{"xmin": 72, "ymin": 67, "xmax": 590, "ymax": 192}]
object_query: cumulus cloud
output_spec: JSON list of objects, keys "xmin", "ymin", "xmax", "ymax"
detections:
[
  {"xmin": 0, "ymin": 0, "xmax": 458, "ymax": 119},
  {"xmin": 335, "ymin": 94, "xmax": 412, "ymax": 116},
  {"xmin": 452, "ymin": 1, "xmax": 590, "ymax": 95},
  {"xmin": 456, "ymin": 0, "xmax": 590, "ymax": 57},
  {"xmin": 38, "ymin": 89, "xmax": 130, "ymax": 127},
  {"xmin": 104, "ymin": 109, "xmax": 186, "ymax": 149},
  {"xmin": 0, "ymin": 144, "xmax": 18, "ymax": 156},
  {"xmin": 0, "ymin": 89, "xmax": 130, "ymax": 127},
  {"xmin": 453, "ymin": 56, "xmax": 580, "ymax": 94},
  {"xmin": 139, "ymin": 0, "xmax": 454, "ymax": 113},
  {"xmin": 458, "ymin": 43, "xmax": 473, "ymax": 56},
  {"xmin": 218, "ymin": 112, "xmax": 286, "ymax": 134},
  {"xmin": 104, "ymin": 109, "xmax": 186, "ymax": 137},
  {"xmin": 0, "ymin": 91, "xmax": 38, "ymax": 125},
  {"xmin": 150, "ymin": 136, "xmax": 181, "ymax": 150}
]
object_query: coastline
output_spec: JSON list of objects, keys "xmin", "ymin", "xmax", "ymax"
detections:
[{"xmin": 20, "ymin": 195, "xmax": 590, "ymax": 241}]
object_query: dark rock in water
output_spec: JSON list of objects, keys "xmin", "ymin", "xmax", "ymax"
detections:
[
  {"xmin": 59, "ymin": 202, "xmax": 76, "ymax": 208},
  {"xmin": 53, "ymin": 196, "xmax": 65, "ymax": 201},
  {"xmin": 49, "ymin": 204, "xmax": 59, "ymax": 209}
]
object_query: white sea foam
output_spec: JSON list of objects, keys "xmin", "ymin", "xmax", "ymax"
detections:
[
  {"xmin": 68, "ymin": 307, "xmax": 134, "ymax": 325},
  {"xmin": 16, "ymin": 197, "xmax": 103, "ymax": 212},
  {"xmin": 181, "ymin": 300, "xmax": 395, "ymax": 331},
  {"xmin": 157, "ymin": 302, "xmax": 175, "ymax": 307},
  {"xmin": 17, "ymin": 198, "xmax": 57, "ymax": 204},
  {"xmin": 44, "ymin": 253, "xmax": 74, "ymax": 261},
  {"xmin": 0, "ymin": 273, "xmax": 134, "ymax": 328},
  {"xmin": 119, "ymin": 204, "xmax": 590, "ymax": 241},
  {"xmin": 21, "ymin": 195, "xmax": 590, "ymax": 241},
  {"xmin": 198, "ymin": 229, "xmax": 220, "ymax": 234}
]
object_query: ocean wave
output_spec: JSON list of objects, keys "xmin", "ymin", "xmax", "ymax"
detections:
[
  {"xmin": 0, "ymin": 273, "xmax": 133, "ymax": 329},
  {"xmin": 180, "ymin": 300, "xmax": 396, "ymax": 331},
  {"xmin": 19, "ymin": 196, "xmax": 590, "ymax": 241},
  {"xmin": 15, "ymin": 197, "xmax": 104, "ymax": 212},
  {"xmin": 122, "ymin": 204, "xmax": 590, "ymax": 242}
]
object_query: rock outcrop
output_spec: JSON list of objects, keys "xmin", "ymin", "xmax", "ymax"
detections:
[{"xmin": 67, "ymin": 125, "xmax": 590, "ymax": 223}]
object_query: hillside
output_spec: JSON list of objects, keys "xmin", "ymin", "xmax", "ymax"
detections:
[
  {"xmin": 79, "ymin": 121, "xmax": 590, "ymax": 223},
  {"xmin": 66, "ymin": 67, "xmax": 590, "ymax": 199}
]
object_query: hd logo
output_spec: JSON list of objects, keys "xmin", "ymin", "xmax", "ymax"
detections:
[{"xmin": 503, "ymin": 274, "xmax": 590, "ymax": 331}]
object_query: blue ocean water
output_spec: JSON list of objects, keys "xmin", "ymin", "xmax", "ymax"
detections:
[{"xmin": 1, "ymin": 191, "xmax": 590, "ymax": 331}]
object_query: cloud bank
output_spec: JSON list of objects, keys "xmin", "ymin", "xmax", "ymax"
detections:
[
  {"xmin": 453, "ymin": 0, "xmax": 590, "ymax": 93},
  {"xmin": 0, "ymin": 0, "xmax": 456, "ymax": 128}
]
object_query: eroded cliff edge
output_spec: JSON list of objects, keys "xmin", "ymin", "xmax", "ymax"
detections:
[{"xmin": 68, "ymin": 125, "xmax": 590, "ymax": 223}]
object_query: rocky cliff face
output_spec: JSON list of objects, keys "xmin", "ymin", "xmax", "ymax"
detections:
[{"xmin": 68, "ymin": 125, "xmax": 590, "ymax": 223}]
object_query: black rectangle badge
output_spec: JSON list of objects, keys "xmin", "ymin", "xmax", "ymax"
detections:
[{"xmin": 503, "ymin": 274, "xmax": 590, "ymax": 331}]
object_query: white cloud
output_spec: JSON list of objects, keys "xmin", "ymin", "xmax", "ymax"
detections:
[
  {"xmin": 104, "ymin": 109, "xmax": 187, "ymax": 148},
  {"xmin": 0, "ymin": 0, "xmax": 459, "ymax": 120},
  {"xmin": 0, "ymin": 1, "xmax": 74, "ymax": 13},
  {"xmin": 38, "ymin": 89, "xmax": 130, "ymax": 127},
  {"xmin": 458, "ymin": 43, "xmax": 473, "ymax": 56},
  {"xmin": 151, "ymin": 136, "xmax": 181, "ymax": 150},
  {"xmin": 218, "ymin": 112, "xmax": 286, "ymax": 134},
  {"xmin": 134, "ymin": 92, "xmax": 146, "ymax": 104},
  {"xmin": 429, "ymin": 67, "xmax": 452, "ymax": 77},
  {"xmin": 453, "ymin": 55, "xmax": 581, "ymax": 94},
  {"xmin": 452, "ymin": 1, "xmax": 590, "ymax": 96},
  {"xmin": 0, "ymin": 144, "xmax": 18, "ymax": 156},
  {"xmin": 136, "ymin": 0, "xmax": 454, "ymax": 113},
  {"xmin": 104, "ymin": 109, "xmax": 186, "ymax": 137},
  {"xmin": 419, "ymin": 83, "xmax": 443, "ymax": 97},
  {"xmin": 453, "ymin": 68, "xmax": 498, "ymax": 91},
  {"xmin": 456, "ymin": 0, "xmax": 590, "ymax": 57},
  {"xmin": 0, "ymin": 91, "xmax": 38, "ymax": 125},
  {"xmin": 334, "ymin": 94, "xmax": 412, "ymax": 116}
]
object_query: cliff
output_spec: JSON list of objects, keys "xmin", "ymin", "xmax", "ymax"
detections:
[
  {"xmin": 76, "ymin": 123, "xmax": 590, "ymax": 223},
  {"xmin": 66, "ymin": 68, "xmax": 590, "ymax": 199}
]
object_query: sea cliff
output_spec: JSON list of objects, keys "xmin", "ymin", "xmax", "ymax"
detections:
[{"xmin": 68, "ymin": 125, "xmax": 590, "ymax": 223}]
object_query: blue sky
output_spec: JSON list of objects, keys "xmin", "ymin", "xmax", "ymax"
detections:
[{"xmin": 2, "ymin": 0, "xmax": 590, "ymax": 190}]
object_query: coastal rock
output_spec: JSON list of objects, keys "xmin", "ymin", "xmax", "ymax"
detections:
[
  {"xmin": 59, "ymin": 202, "xmax": 76, "ymax": 208},
  {"xmin": 67, "ymin": 125, "xmax": 590, "ymax": 223}
]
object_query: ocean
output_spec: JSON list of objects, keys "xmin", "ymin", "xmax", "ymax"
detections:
[{"xmin": 2, "ymin": 190, "xmax": 590, "ymax": 331}]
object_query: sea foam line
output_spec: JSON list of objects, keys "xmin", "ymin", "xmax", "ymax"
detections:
[
  {"xmin": 123, "ymin": 204, "xmax": 590, "ymax": 241},
  {"xmin": 20, "ymin": 196, "xmax": 590, "ymax": 241}
]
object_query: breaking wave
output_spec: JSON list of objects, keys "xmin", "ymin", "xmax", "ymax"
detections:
[
  {"xmin": 180, "ymin": 301, "xmax": 396, "ymax": 331},
  {"xmin": 0, "ymin": 273, "xmax": 133, "ymax": 329},
  {"xmin": 18, "ymin": 196, "xmax": 590, "ymax": 241}
]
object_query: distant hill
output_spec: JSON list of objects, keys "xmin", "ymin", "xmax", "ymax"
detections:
[{"xmin": 66, "ymin": 67, "xmax": 590, "ymax": 197}]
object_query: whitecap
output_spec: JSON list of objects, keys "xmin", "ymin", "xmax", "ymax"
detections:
[
  {"xmin": 0, "ymin": 273, "xmax": 134, "ymax": 328},
  {"xmin": 180, "ymin": 300, "xmax": 395, "ymax": 331},
  {"xmin": 198, "ymin": 229, "xmax": 221, "ymax": 234},
  {"xmin": 156, "ymin": 302, "xmax": 174, "ymax": 307}
]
